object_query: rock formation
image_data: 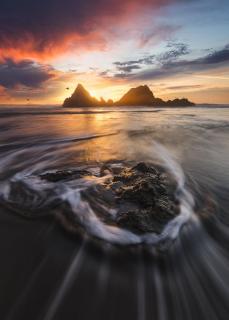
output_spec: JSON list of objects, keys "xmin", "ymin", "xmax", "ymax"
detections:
[
  {"xmin": 63, "ymin": 83, "xmax": 195, "ymax": 107},
  {"xmin": 117, "ymin": 85, "xmax": 156, "ymax": 106},
  {"xmin": 117, "ymin": 85, "xmax": 195, "ymax": 106},
  {"xmin": 63, "ymin": 84, "xmax": 101, "ymax": 108},
  {"xmin": 40, "ymin": 162, "xmax": 180, "ymax": 235}
]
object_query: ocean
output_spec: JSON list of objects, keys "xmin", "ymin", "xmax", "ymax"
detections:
[{"xmin": 0, "ymin": 105, "xmax": 229, "ymax": 320}]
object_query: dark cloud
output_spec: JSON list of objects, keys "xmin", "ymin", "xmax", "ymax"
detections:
[
  {"xmin": 166, "ymin": 85, "xmax": 203, "ymax": 90},
  {"xmin": 0, "ymin": 0, "xmax": 173, "ymax": 59},
  {"xmin": 101, "ymin": 58, "xmax": 150, "ymax": 77},
  {"xmin": 111, "ymin": 55, "xmax": 155, "ymax": 77},
  {"xmin": 114, "ymin": 55, "xmax": 155, "ymax": 67},
  {"xmin": 114, "ymin": 44, "xmax": 229, "ymax": 80},
  {"xmin": 201, "ymin": 46, "xmax": 229, "ymax": 64},
  {"xmin": 157, "ymin": 42, "xmax": 190, "ymax": 63},
  {"xmin": 111, "ymin": 42, "xmax": 190, "ymax": 78},
  {"xmin": 99, "ymin": 70, "xmax": 110, "ymax": 77},
  {"xmin": 116, "ymin": 64, "xmax": 141, "ymax": 73},
  {"xmin": 0, "ymin": 58, "xmax": 54, "ymax": 88}
]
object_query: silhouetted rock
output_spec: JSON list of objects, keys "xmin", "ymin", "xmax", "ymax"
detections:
[
  {"xmin": 107, "ymin": 99, "xmax": 114, "ymax": 106},
  {"xmin": 63, "ymin": 84, "xmax": 101, "ymax": 108},
  {"xmin": 116, "ymin": 85, "xmax": 195, "ymax": 106},
  {"xmin": 165, "ymin": 98, "xmax": 195, "ymax": 107},
  {"xmin": 63, "ymin": 83, "xmax": 195, "ymax": 107},
  {"xmin": 100, "ymin": 97, "xmax": 106, "ymax": 105},
  {"xmin": 151, "ymin": 97, "xmax": 167, "ymax": 106},
  {"xmin": 117, "ymin": 85, "xmax": 155, "ymax": 106}
]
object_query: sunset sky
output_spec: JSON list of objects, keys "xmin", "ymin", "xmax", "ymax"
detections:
[{"xmin": 0, "ymin": 0, "xmax": 229, "ymax": 105}]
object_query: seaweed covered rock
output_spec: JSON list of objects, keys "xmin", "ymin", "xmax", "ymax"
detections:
[
  {"xmin": 103, "ymin": 162, "xmax": 180, "ymax": 234},
  {"xmin": 38, "ymin": 162, "xmax": 181, "ymax": 236},
  {"xmin": 78, "ymin": 162, "xmax": 180, "ymax": 235},
  {"xmin": 40, "ymin": 169, "xmax": 92, "ymax": 182}
]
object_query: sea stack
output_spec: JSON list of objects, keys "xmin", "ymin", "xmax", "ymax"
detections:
[
  {"xmin": 117, "ymin": 85, "xmax": 195, "ymax": 106},
  {"xmin": 117, "ymin": 85, "xmax": 157, "ymax": 106},
  {"xmin": 63, "ymin": 83, "xmax": 195, "ymax": 107},
  {"xmin": 63, "ymin": 84, "xmax": 100, "ymax": 108}
]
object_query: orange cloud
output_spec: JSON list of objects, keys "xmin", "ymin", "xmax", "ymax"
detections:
[
  {"xmin": 0, "ymin": 0, "xmax": 174, "ymax": 62},
  {"xmin": 0, "ymin": 32, "xmax": 107, "ymax": 63}
]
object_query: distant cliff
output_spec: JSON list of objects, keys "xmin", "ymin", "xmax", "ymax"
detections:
[{"xmin": 63, "ymin": 84, "xmax": 195, "ymax": 107}]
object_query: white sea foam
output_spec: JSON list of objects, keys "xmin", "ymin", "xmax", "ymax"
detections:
[{"xmin": 0, "ymin": 140, "xmax": 195, "ymax": 245}]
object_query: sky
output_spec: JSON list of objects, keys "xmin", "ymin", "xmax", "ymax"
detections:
[{"xmin": 0, "ymin": 0, "xmax": 229, "ymax": 105}]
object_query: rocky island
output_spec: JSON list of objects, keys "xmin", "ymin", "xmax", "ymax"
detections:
[{"xmin": 63, "ymin": 84, "xmax": 195, "ymax": 107}]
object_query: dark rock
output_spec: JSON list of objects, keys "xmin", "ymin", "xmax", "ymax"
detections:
[
  {"xmin": 63, "ymin": 84, "xmax": 100, "ymax": 108},
  {"xmin": 63, "ymin": 84, "xmax": 114, "ymax": 108},
  {"xmin": 40, "ymin": 169, "xmax": 92, "ymax": 182},
  {"xmin": 100, "ymin": 164, "xmax": 113, "ymax": 177},
  {"xmin": 116, "ymin": 85, "xmax": 195, "ymax": 106},
  {"xmin": 105, "ymin": 163, "xmax": 179, "ymax": 234},
  {"xmin": 39, "ymin": 162, "xmax": 180, "ymax": 235},
  {"xmin": 107, "ymin": 99, "xmax": 114, "ymax": 106},
  {"xmin": 63, "ymin": 83, "xmax": 195, "ymax": 108},
  {"xmin": 132, "ymin": 162, "xmax": 158, "ymax": 174},
  {"xmin": 165, "ymin": 98, "xmax": 195, "ymax": 107},
  {"xmin": 117, "ymin": 85, "xmax": 155, "ymax": 106},
  {"xmin": 80, "ymin": 162, "xmax": 179, "ymax": 234}
]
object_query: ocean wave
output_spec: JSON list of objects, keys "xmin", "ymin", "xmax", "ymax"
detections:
[{"xmin": 0, "ymin": 141, "xmax": 196, "ymax": 246}]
